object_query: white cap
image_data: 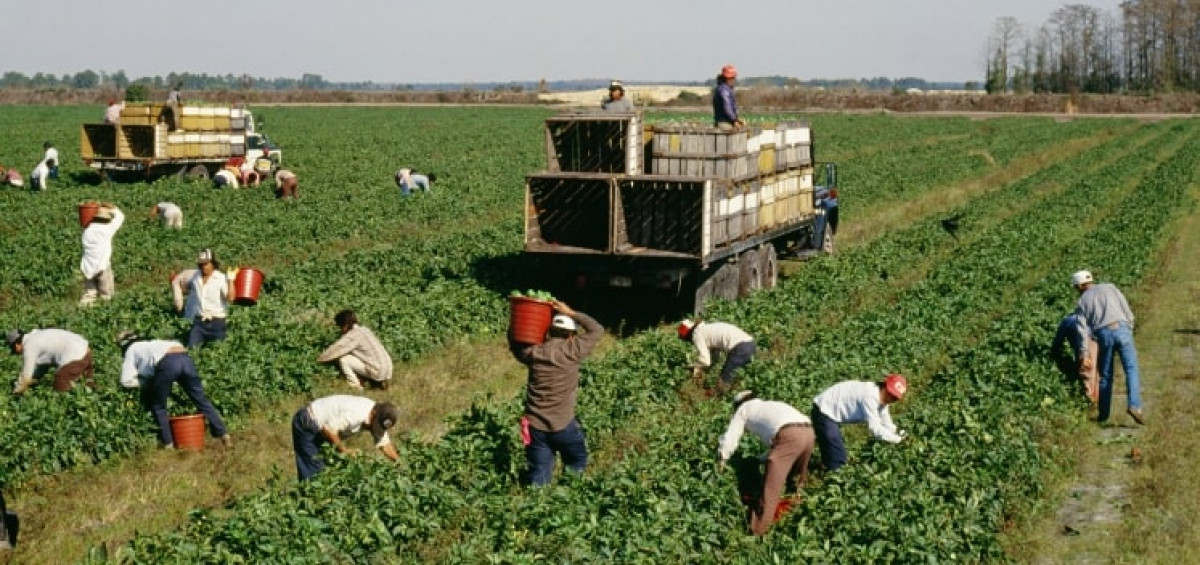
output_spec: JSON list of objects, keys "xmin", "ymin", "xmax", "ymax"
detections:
[
  {"xmin": 1070, "ymin": 270, "xmax": 1093, "ymax": 287},
  {"xmin": 551, "ymin": 315, "xmax": 577, "ymax": 331}
]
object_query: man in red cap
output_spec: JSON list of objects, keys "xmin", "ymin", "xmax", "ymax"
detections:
[
  {"xmin": 678, "ymin": 318, "xmax": 755, "ymax": 396},
  {"xmin": 712, "ymin": 64, "xmax": 745, "ymax": 129},
  {"xmin": 810, "ymin": 375, "xmax": 909, "ymax": 471}
]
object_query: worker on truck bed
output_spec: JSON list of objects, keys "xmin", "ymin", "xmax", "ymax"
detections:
[
  {"xmin": 6, "ymin": 328, "xmax": 96, "ymax": 394},
  {"xmin": 810, "ymin": 375, "xmax": 909, "ymax": 472},
  {"xmin": 678, "ymin": 319, "xmax": 755, "ymax": 396},
  {"xmin": 104, "ymin": 99, "xmax": 123, "ymax": 124},
  {"xmin": 180, "ymin": 249, "xmax": 234, "ymax": 348},
  {"xmin": 713, "ymin": 64, "xmax": 744, "ymax": 129},
  {"xmin": 316, "ymin": 309, "xmax": 394, "ymax": 391},
  {"xmin": 601, "ymin": 80, "xmax": 634, "ymax": 112},
  {"xmin": 79, "ymin": 203, "xmax": 124, "ymax": 306},
  {"xmin": 166, "ymin": 82, "xmax": 184, "ymax": 131},
  {"xmin": 508, "ymin": 300, "xmax": 603, "ymax": 486},
  {"xmin": 150, "ymin": 202, "xmax": 183, "ymax": 229}
]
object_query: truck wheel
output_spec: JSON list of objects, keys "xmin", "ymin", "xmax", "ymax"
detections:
[
  {"xmin": 760, "ymin": 244, "xmax": 778, "ymax": 289},
  {"xmin": 738, "ymin": 249, "xmax": 761, "ymax": 298},
  {"xmin": 714, "ymin": 261, "xmax": 739, "ymax": 302},
  {"xmin": 187, "ymin": 165, "xmax": 210, "ymax": 180}
]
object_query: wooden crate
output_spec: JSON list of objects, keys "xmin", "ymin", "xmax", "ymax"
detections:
[
  {"xmin": 81, "ymin": 124, "xmax": 117, "ymax": 159},
  {"xmin": 650, "ymin": 124, "xmax": 754, "ymax": 180},
  {"xmin": 545, "ymin": 113, "xmax": 642, "ymax": 175},
  {"xmin": 615, "ymin": 177, "xmax": 708, "ymax": 255}
]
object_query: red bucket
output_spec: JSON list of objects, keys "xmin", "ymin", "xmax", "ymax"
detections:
[
  {"xmin": 509, "ymin": 296, "xmax": 553, "ymax": 345},
  {"xmin": 169, "ymin": 414, "xmax": 206, "ymax": 451},
  {"xmin": 77, "ymin": 202, "xmax": 99, "ymax": 228},
  {"xmin": 233, "ymin": 268, "xmax": 264, "ymax": 305}
]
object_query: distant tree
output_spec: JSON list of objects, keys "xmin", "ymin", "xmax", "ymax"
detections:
[
  {"xmin": 72, "ymin": 69, "xmax": 99, "ymax": 89},
  {"xmin": 125, "ymin": 84, "xmax": 149, "ymax": 102}
]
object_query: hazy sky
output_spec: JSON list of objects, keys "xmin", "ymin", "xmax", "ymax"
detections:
[{"xmin": 4, "ymin": 0, "xmax": 1125, "ymax": 84}]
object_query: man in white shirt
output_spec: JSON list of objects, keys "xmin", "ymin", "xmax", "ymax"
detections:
[
  {"xmin": 42, "ymin": 142, "xmax": 59, "ymax": 180},
  {"xmin": 811, "ymin": 375, "xmax": 908, "ymax": 472},
  {"xmin": 213, "ymin": 168, "xmax": 240, "ymax": 189},
  {"xmin": 181, "ymin": 249, "xmax": 233, "ymax": 348},
  {"xmin": 30, "ymin": 159, "xmax": 50, "ymax": 191},
  {"xmin": 678, "ymin": 319, "xmax": 756, "ymax": 395},
  {"xmin": 150, "ymin": 202, "xmax": 183, "ymax": 229},
  {"xmin": 291, "ymin": 394, "xmax": 400, "ymax": 480},
  {"xmin": 717, "ymin": 391, "xmax": 814, "ymax": 536},
  {"xmin": 79, "ymin": 203, "xmax": 125, "ymax": 306},
  {"xmin": 6, "ymin": 328, "xmax": 95, "ymax": 394},
  {"xmin": 117, "ymin": 331, "xmax": 230, "ymax": 449}
]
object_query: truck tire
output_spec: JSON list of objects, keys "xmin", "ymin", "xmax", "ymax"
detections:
[
  {"xmin": 714, "ymin": 261, "xmax": 739, "ymax": 302},
  {"xmin": 738, "ymin": 249, "xmax": 761, "ymax": 298},
  {"xmin": 760, "ymin": 244, "xmax": 778, "ymax": 289},
  {"xmin": 187, "ymin": 165, "xmax": 210, "ymax": 180}
]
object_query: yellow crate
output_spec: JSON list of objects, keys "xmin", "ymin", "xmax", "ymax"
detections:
[{"xmin": 758, "ymin": 146, "xmax": 776, "ymax": 175}]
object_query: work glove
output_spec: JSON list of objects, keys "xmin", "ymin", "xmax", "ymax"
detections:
[{"xmin": 226, "ymin": 267, "xmax": 240, "ymax": 280}]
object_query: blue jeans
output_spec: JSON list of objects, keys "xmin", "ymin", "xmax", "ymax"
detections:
[
  {"xmin": 526, "ymin": 418, "xmax": 587, "ymax": 486},
  {"xmin": 292, "ymin": 406, "xmax": 325, "ymax": 480},
  {"xmin": 143, "ymin": 352, "xmax": 227, "ymax": 446},
  {"xmin": 811, "ymin": 403, "xmax": 847, "ymax": 471},
  {"xmin": 187, "ymin": 317, "xmax": 227, "ymax": 348},
  {"xmin": 720, "ymin": 341, "xmax": 756, "ymax": 385},
  {"xmin": 1095, "ymin": 322, "xmax": 1142, "ymax": 421},
  {"xmin": 1052, "ymin": 314, "xmax": 1086, "ymax": 362}
]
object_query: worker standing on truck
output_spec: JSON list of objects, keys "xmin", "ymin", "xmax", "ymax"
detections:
[
  {"xmin": 316, "ymin": 309, "xmax": 394, "ymax": 391},
  {"xmin": 79, "ymin": 203, "xmax": 124, "ymax": 306},
  {"xmin": 42, "ymin": 142, "xmax": 59, "ymax": 180},
  {"xmin": 509, "ymin": 300, "xmax": 603, "ymax": 486},
  {"xmin": 291, "ymin": 395, "xmax": 400, "ymax": 480},
  {"xmin": 678, "ymin": 319, "xmax": 756, "ymax": 396},
  {"xmin": 1070, "ymin": 270, "xmax": 1145, "ymax": 424},
  {"xmin": 180, "ymin": 249, "xmax": 233, "ymax": 348},
  {"xmin": 117, "ymin": 330, "xmax": 231, "ymax": 449},
  {"xmin": 810, "ymin": 375, "xmax": 908, "ymax": 472},
  {"xmin": 712, "ymin": 65, "xmax": 744, "ymax": 129},
  {"xmin": 717, "ymin": 390, "xmax": 814, "ymax": 536},
  {"xmin": 104, "ymin": 99, "xmax": 123, "ymax": 124},
  {"xmin": 601, "ymin": 80, "xmax": 635, "ymax": 112},
  {"xmin": 6, "ymin": 328, "xmax": 96, "ymax": 394},
  {"xmin": 274, "ymin": 169, "xmax": 299, "ymax": 200},
  {"xmin": 166, "ymin": 82, "xmax": 184, "ymax": 131},
  {"xmin": 149, "ymin": 202, "xmax": 183, "ymax": 229}
]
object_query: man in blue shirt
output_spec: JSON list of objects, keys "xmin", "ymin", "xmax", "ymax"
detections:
[{"xmin": 712, "ymin": 64, "xmax": 745, "ymax": 129}]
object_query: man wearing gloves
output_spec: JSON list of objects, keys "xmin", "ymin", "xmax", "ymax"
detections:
[
  {"xmin": 181, "ymin": 249, "xmax": 233, "ymax": 348},
  {"xmin": 678, "ymin": 319, "xmax": 756, "ymax": 395},
  {"xmin": 508, "ymin": 300, "xmax": 603, "ymax": 486},
  {"xmin": 316, "ymin": 309, "xmax": 394, "ymax": 390},
  {"xmin": 811, "ymin": 374, "xmax": 908, "ymax": 472},
  {"xmin": 79, "ymin": 202, "xmax": 125, "ymax": 306},
  {"xmin": 6, "ymin": 328, "xmax": 96, "ymax": 394},
  {"xmin": 717, "ymin": 390, "xmax": 814, "ymax": 536},
  {"xmin": 1070, "ymin": 270, "xmax": 1144, "ymax": 424}
]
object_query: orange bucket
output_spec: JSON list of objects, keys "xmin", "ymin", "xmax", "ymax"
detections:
[
  {"xmin": 233, "ymin": 268, "xmax": 264, "ymax": 305},
  {"xmin": 509, "ymin": 296, "xmax": 553, "ymax": 345},
  {"xmin": 77, "ymin": 202, "xmax": 99, "ymax": 228},
  {"xmin": 169, "ymin": 414, "xmax": 207, "ymax": 451}
]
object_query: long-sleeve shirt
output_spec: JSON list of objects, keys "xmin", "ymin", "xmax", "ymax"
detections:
[
  {"xmin": 104, "ymin": 103, "xmax": 123, "ymax": 124},
  {"xmin": 712, "ymin": 82, "xmax": 738, "ymax": 125},
  {"xmin": 184, "ymin": 270, "xmax": 229, "ymax": 320},
  {"xmin": 602, "ymin": 97, "xmax": 635, "ymax": 112},
  {"xmin": 317, "ymin": 324, "xmax": 394, "ymax": 381},
  {"xmin": 17, "ymin": 329, "xmax": 90, "ymax": 379},
  {"xmin": 43, "ymin": 147, "xmax": 58, "ymax": 166},
  {"xmin": 1074, "ymin": 282, "xmax": 1135, "ymax": 337},
  {"xmin": 120, "ymin": 340, "xmax": 185, "ymax": 388},
  {"xmin": 308, "ymin": 395, "xmax": 391, "ymax": 447},
  {"xmin": 157, "ymin": 202, "xmax": 182, "ymax": 224},
  {"xmin": 171, "ymin": 269, "xmax": 200, "ymax": 312},
  {"xmin": 717, "ymin": 399, "xmax": 810, "ymax": 461},
  {"xmin": 511, "ymin": 312, "xmax": 604, "ymax": 432},
  {"xmin": 79, "ymin": 208, "xmax": 125, "ymax": 278},
  {"xmin": 813, "ymin": 380, "xmax": 902, "ymax": 443},
  {"xmin": 690, "ymin": 322, "xmax": 753, "ymax": 368},
  {"xmin": 31, "ymin": 160, "xmax": 49, "ymax": 182}
]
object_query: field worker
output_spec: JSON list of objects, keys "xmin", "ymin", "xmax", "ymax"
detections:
[
  {"xmin": 274, "ymin": 169, "xmax": 299, "ymax": 200},
  {"xmin": 212, "ymin": 167, "xmax": 239, "ymax": 189},
  {"xmin": 601, "ymin": 80, "xmax": 635, "ymax": 112},
  {"xmin": 30, "ymin": 158, "xmax": 51, "ymax": 191},
  {"xmin": 394, "ymin": 168, "xmax": 436, "ymax": 196},
  {"xmin": 717, "ymin": 390, "xmax": 814, "ymax": 536},
  {"xmin": 117, "ymin": 331, "xmax": 231, "ymax": 449},
  {"xmin": 316, "ymin": 309, "xmax": 394, "ymax": 390},
  {"xmin": 170, "ymin": 268, "xmax": 199, "ymax": 314},
  {"xmin": 104, "ymin": 99, "xmax": 123, "ymax": 124},
  {"xmin": 1070, "ymin": 270, "xmax": 1144, "ymax": 424},
  {"xmin": 166, "ymin": 82, "xmax": 184, "ymax": 131},
  {"xmin": 810, "ymin": 375, "xmax": 908, "ymax": 471},
  {"xmin": 181, "ymin": 249, "xmax": 233, "ymax": 348},
  {"xmin": 42, "ymin": 142, "xmax": 59, "ymax": 180},
  {"xmin": 149, "ymin": 202, "xmax": 183, "ymax": 229},
  {"xmin": 712, "ymin": 64, "xmax": 745, "ymax": 130},
  {"xmin": 238, "ymin": 159, "xmax": 261, "ymax": 187},
  {"xmin": 508, "ymin": 300, "xmax": 603, "ymax": 486},
  {"xmin": 3, "ymin": 167, "xmax": 23, "ymax": 188},
  {"xmin": 291, "ymin": 394, "xmax": 400, "ymax": 480},
  {"xmin": 678, "ymin": 319, "xmax": 756, "ymax": 396},
  {"xmin": 6, "ymin": 328, "xmax": 96, "ymax": 394},
  {"xmin": 1051, "ymin": 312, "xmax": 1099, "ymax": 403},
  {"xmin": 79, "ymin": 202, "xmax": 125, "ymax": 306}
]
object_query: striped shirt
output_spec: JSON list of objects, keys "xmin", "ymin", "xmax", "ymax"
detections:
[{"xmin": 317, "ymin": 324, "xmax": 393, "ymax": 382}]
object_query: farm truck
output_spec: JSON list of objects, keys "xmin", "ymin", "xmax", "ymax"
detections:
[
  {"xmin": 523, "ymin": 112, "xmax": 838, "ymax": 314},
  {"xmin": 80, "ymin": 102, "xmax": 281, "ymax": 180}
]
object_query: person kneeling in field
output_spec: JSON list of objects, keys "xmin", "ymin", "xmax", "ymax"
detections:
[
  {"xmin": 6, "ymin": 328, "xmax": 96, "ymax": 394},
  {"xmin": 717, "ymin": 390, "xmax": 814, "ymax": 536},
  {"xmin": 149, "ymin": 202, "xmax": 183, "ymax": 229},
  {"xmin": 810, "ymin": 374, "xmax": 908, "ymax": 472},
  {"xmin": 291, "ymin": 395, "xmax": 400, "ymax": 480},
  {"xmin": 317, "ymin": 309, "xmax": 393, "ymax": 390}
]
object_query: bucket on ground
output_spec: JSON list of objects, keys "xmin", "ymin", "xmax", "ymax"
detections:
[
  {"xmin": 169, "ymin": 414, "xmax": 206, "ymax": 451},
  {"xmin": 508, "ymin": 296, "xmax": 553, "ymax": 345},
  {"xmin": 233, "ymin": 268, "xmax": 264, "ymax": 305},
  {"xmin": 77, "ymin": 201, "xmax": 99, "ymax": 228}
]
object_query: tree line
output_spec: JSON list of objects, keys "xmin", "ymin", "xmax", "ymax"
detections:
[
  {"xmin": 0, "ymin": 71, "xmax": 385, "ymax": 92},
  {"xmin": 986, "ymin": 1, "xmax": 1200, "ymax": 94}
]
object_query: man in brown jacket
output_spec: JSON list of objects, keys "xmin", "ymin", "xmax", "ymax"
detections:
[
  {"xmin": 509, "ymin": 300, "xmax": 603, "ymax": 486},
  {"xmin": 317, "ymin": 309, "xmax": 394, "ymax": 390}
]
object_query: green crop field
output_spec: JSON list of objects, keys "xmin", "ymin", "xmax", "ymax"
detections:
[{"xmin": 0, "ymin": 106, "xmax": 1193, "ymax": 563}]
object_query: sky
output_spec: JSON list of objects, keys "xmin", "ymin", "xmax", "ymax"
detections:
[{"xmin": 3, "ymin": 0, "xmax": 1126, "ymax": 84}]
